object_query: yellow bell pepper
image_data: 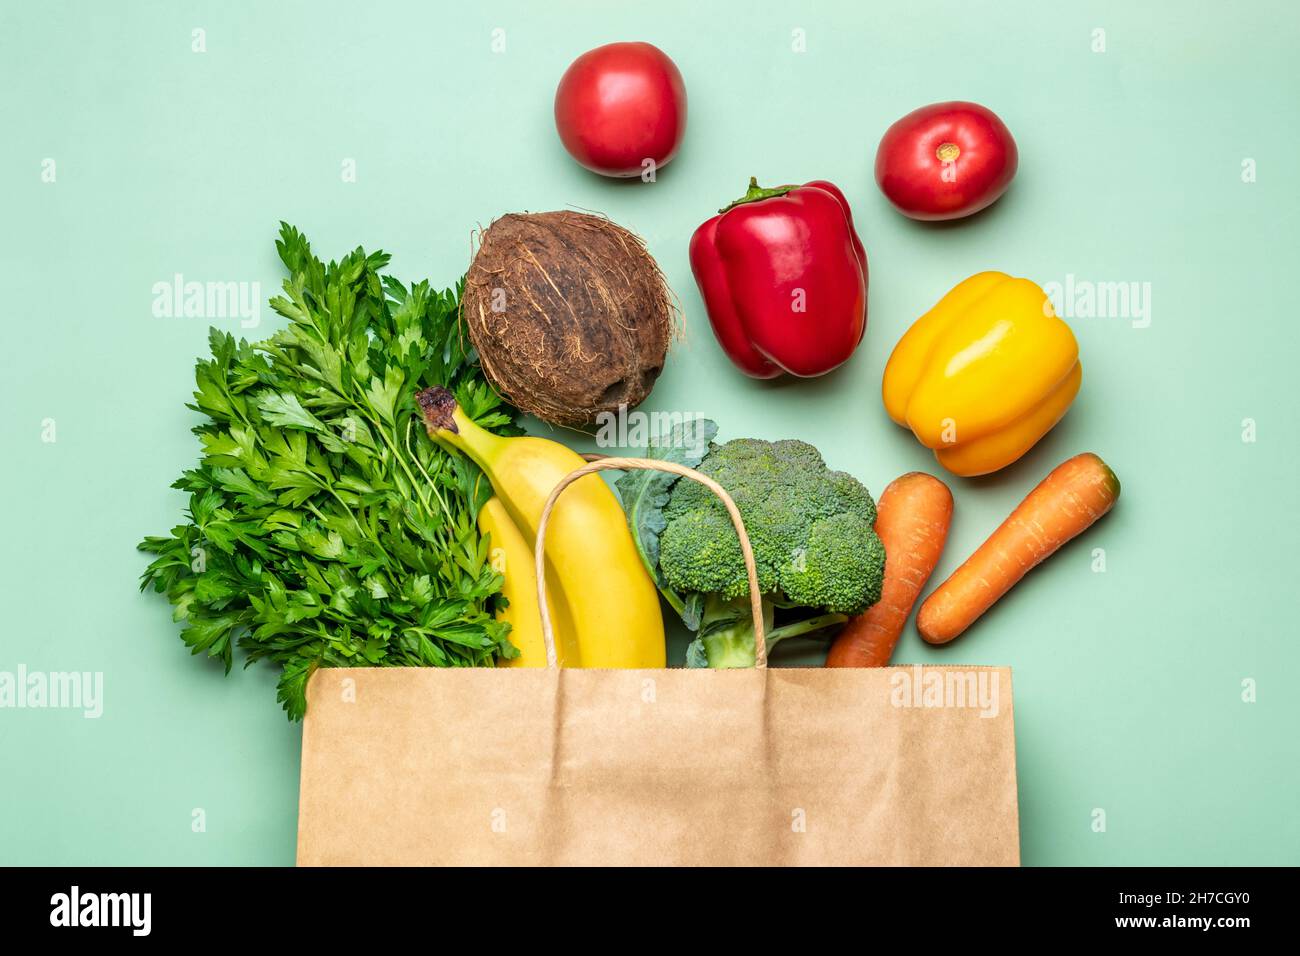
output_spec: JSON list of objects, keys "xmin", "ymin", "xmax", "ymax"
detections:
[{"xmin": 882, "ymin": 272, "xmax": 1081, "ymax": 477}]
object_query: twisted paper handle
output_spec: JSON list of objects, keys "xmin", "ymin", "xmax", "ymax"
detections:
[{"xmin": 534, "ymin": 457, "xmax": 767, "ymax": 669}]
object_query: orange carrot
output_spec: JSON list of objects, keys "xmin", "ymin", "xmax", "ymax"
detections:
[
  {"xmin": 917, "ymin": 453, "xmax": 1120, "ymax": 644},
  {"xmin": 827, "ymin": 472, "xmax": 952, "ymax": 667}
]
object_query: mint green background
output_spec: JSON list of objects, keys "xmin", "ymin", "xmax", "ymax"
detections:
[{"xmin": 2, "ymin": 0, "xmax": 1297, "ymax": 866}]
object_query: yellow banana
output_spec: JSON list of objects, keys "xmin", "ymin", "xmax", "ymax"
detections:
[
  {"xmin": 419, "ymin": 386, "xmax": 665, "ymax": 668},
  {"xmin": 478, "ymin": 497, "xmax": 579, "ymax": 667}
]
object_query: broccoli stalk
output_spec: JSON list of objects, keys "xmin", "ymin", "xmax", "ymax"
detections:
[
  {"xmin": 691, "ymin": 594, "xmax": 850, "ymax": 668},
  {"xmin": 695, "ymin": 594, "xmax": 769, "ymax": 669}
]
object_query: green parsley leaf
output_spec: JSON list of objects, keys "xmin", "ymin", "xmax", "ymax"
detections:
[{"xmin": 139, "ymin": 224, "xmax": 519, "ymax": 720}]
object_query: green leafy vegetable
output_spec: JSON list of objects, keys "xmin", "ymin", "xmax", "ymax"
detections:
[
  {"xmin": 618, "ymin": 431, "xmax": 885, "ymax": 668},
  {"xmin": 139, "ymin": 224, "xmax": 518, "ymax": 719},
  {"xmin": 614, "ymin": 417, "xmax": 716, "ymax": 616}
]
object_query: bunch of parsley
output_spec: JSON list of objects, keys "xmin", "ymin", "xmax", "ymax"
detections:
[{"xmin": 139, "ymin": 224, "xmax": 518, "ymax": 719}]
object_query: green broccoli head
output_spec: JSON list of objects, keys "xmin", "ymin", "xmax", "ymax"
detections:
[
  {"xmin": 780, "ymin": 512, "xmax": 885, "ymax": 612},
  {"xmin": 658, "ymin": 437, "xmax": 885, "ymax": 618}
]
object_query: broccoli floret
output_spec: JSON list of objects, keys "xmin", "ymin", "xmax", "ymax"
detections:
[
  {"xmin": 654, "ymin": 436, "xmax": 886, "ymax": 667},
  {"xmin": 780, "ymin": 512, "xmax": 885, "ymax": 613},
  {"xmin": 660, "ymin": 508, "xmax": 776, "ymax": 597},
  {"xmin": 825, "ymin": 469, "xmax": 878, "ymax": 526}
]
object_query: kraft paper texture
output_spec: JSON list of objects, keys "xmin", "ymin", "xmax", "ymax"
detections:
[{"xmin": 297, "ymin": 665, "xmax": 1019, "ymax": 866}]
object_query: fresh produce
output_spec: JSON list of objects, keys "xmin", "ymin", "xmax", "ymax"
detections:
[
  {"xmin": 882, "ymin": 271, "xmax": 1081, "ymax": 477},
  {"xmin": 419, "ymin": 386, "xmax": 665, "ymax": 668},
  {"xmin": 875, "ymin": 101, "xmax": 1018, "ymax": 221},
  {"xmin": 689, "ymin": 177, "xmax": 868, "ymax": 378},
  {"xmin": 618, "ymin": 424, "xmax": 885, "ymax": 668},
  {"xmin": 553, "ymin": 41, "xmax": 687, "ymax": 177},
  {"xmin": 917, "ymin": 453, "xmax": 1120, "ymax": 643},
  {"xmin": 478, "ymin": 497, "xmax": 572, "ymax": 667},
  {"xmin": 827, "ymin": 472, "xmax": 952, "ymax": 667},
  {"xmin": 138, "ymin": 225, "xmax": 518, "ymax": 719},
  {"xmin": 461, "ymin": 211, "xmax": 675, "ymax": 426}
]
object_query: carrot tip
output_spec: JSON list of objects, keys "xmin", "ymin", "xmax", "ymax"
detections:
[{"xmin": 1101, "ymin": 463, "xmax": 1121, "ymax": 500}]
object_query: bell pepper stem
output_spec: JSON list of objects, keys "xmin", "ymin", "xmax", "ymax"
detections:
[{"xmin": 719, "ymin": 176, "xmax": 800, "ymax": 214}]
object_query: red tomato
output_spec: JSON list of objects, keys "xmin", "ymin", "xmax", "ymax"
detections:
[
  {"xmin": 874, "ymin": 101, "xmax": 1018, "ymax": 221},
  {"xmin": 553, "ymin": 42, "xmax": 687, "ymax": 178}
]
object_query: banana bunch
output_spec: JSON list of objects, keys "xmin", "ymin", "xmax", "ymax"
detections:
[{"xmin": 419, "ymin": 387, "xmax": 665, "ymax": 668}]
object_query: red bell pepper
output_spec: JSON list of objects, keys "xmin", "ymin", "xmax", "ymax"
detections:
[{"xmin": 689, "ymin": 177, "xmax": 868, "ymax": 378}]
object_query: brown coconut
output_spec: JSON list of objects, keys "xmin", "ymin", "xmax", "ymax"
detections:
[{"xmin": 461, "ymin": 211, "xmax": 676, "ymax": 426}]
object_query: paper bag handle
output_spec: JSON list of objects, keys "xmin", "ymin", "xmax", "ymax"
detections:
[{"xmin": 534, "ymin": 457, "xmax": 767, "ymax": 669}]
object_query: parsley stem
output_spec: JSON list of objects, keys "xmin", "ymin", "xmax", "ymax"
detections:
[
  {"xmin": 304, "ymin": 490, "xmax": 367, "ymax": 551},
  {"xmin": 323, "ymin": 485, "xmax": 365, "ymax": 537},
  {"xmin": 348, "ymin": 379, "xmax": 438, "ymax": 520},
  {"xmin": 405, "ymin": 418, "xmax": 453, "ymax": 521}
]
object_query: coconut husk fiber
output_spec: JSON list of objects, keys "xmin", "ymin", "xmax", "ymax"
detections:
[{"xmin": 461, "ymin": 211, "xmax": 676, "ymax": 427}]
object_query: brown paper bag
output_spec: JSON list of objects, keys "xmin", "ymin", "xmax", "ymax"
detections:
[{"xmin": 297, "ymin": 459, "xmax": 1020, "ymax": 866}]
